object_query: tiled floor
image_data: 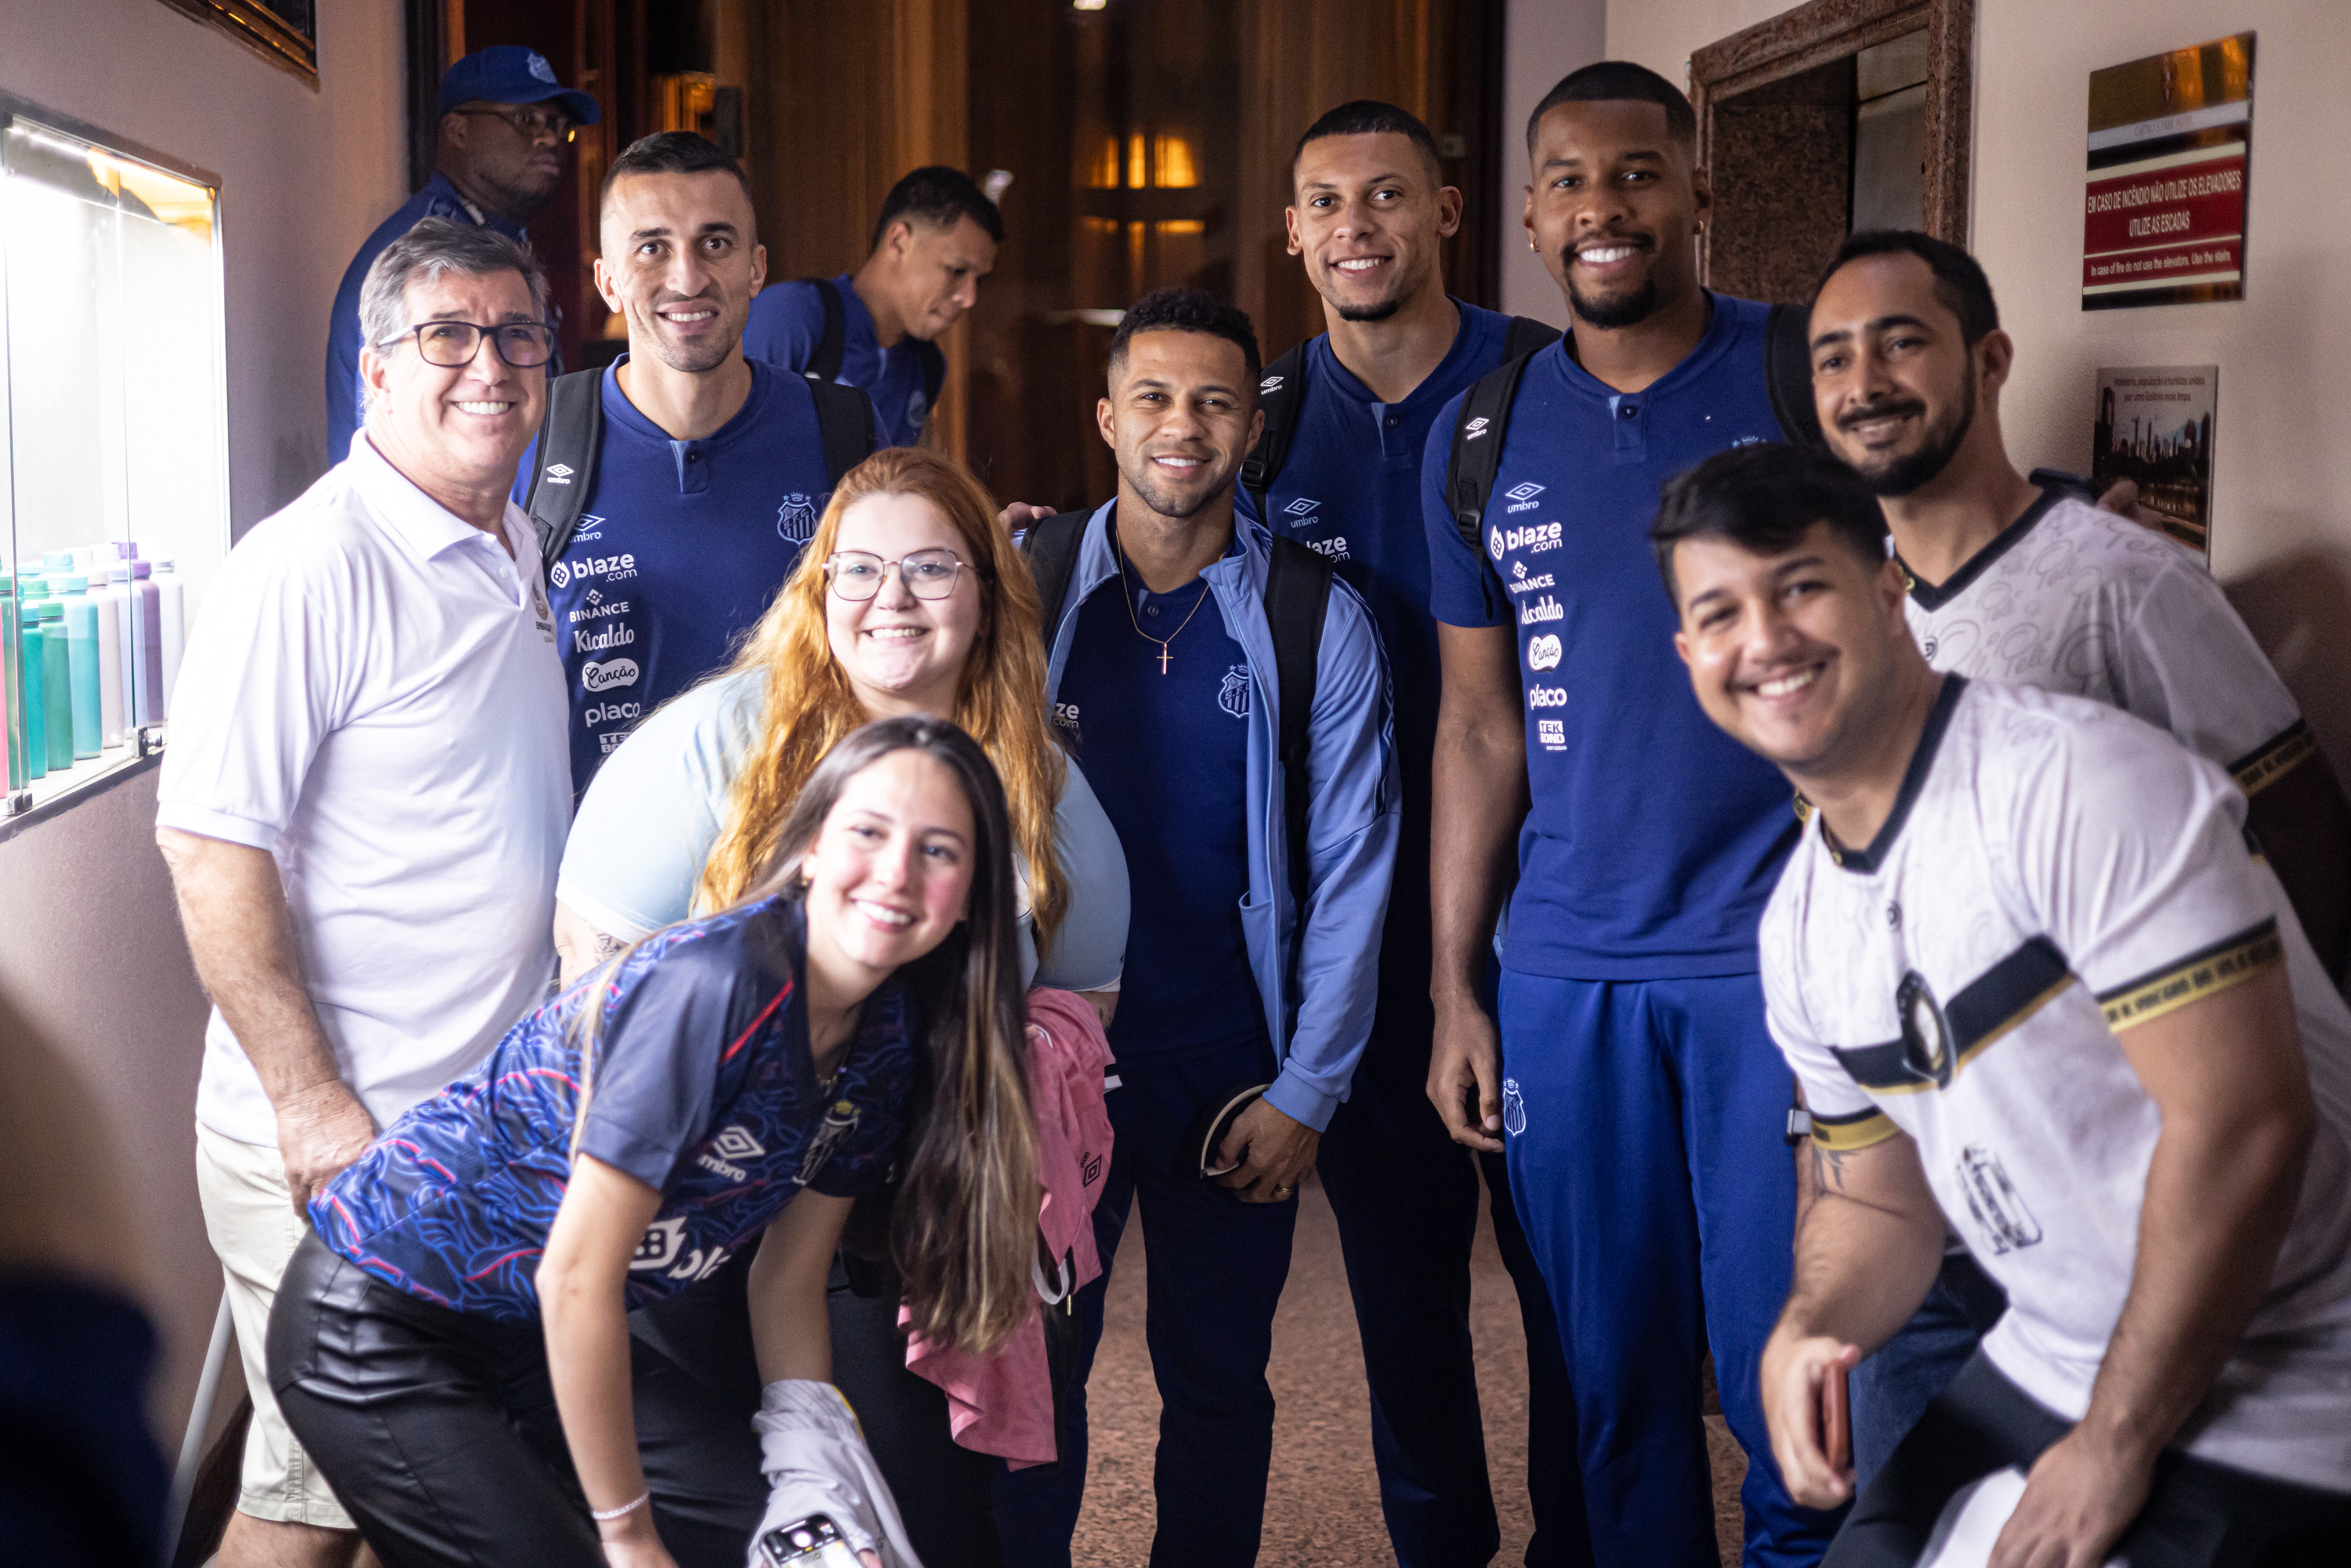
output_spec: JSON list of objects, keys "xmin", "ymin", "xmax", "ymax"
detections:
[{"xmin": 1070, "ymin": 1171, "xmax": 1747, "ymax": 1566}]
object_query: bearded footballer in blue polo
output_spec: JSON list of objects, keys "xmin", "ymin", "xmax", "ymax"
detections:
[
  {"xmin": 1423, "ymin": 63, "xmax": 1842, "ymax": 1568},
  {"xmin": 1237, "ymin": 100, "xmax": 1586, "ymax": 1568},
  {"xmin": 517, "ymin": 132, "xmax": 875, "ymax": 792},
  {"xmin": 994, "ymin": 289, "xmax": 1398, "ymax": 1568}
]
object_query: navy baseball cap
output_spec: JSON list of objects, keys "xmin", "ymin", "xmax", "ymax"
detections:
[{"xmin": 438, "ymin": 45, "xmax": 600, "ymax": 125}]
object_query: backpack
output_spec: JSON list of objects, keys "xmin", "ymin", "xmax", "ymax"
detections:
[
  {"xmin": 1442, "ymin": 300, "xmax": 1821, "ymax": 547},
  {"xmin": 803, "ymin": 276, "xmax": 947, "ymax": 433},
  {"xmin": 1020, "ymin": 510, "xmax": 1333, "ymax": 916},
  {"xmin": 521, "ymin": 366, "xmax": 879, "ymax": 581},
  {"xmin": 1243, "ymin": 315, "xmax": 1563, "ymax": 523}
]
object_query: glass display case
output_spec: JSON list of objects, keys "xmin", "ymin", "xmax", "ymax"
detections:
[{"xmin": 0, "ymin": 100, "xmax": 229, "ymax": 820}]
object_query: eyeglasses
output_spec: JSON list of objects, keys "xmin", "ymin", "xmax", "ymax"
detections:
[
  {"xmin": 824, "ymin": 549, "xmax": 969, "ymax": 601},
  {"xmin": 453, "ymin": 106, "xmax": 578, "ymax": 145},
  {"xmin": 382, "ymin": 320, "xmax": 556, "ymax": 369}
]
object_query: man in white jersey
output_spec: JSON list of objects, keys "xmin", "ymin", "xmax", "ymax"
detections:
[
  {"xmin": 1805, "ymin": 230, "xmax": 2350, "ymax": 973},
  {"xmin": 1654, "ymin": 443, "xmax": 2351, "ymax": 1568},
  {"xmin": 1799, "ymin": 229, "xmax": 2351, "ymax": 1491}
]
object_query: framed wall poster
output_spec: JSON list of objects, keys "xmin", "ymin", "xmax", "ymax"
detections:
[
  {"xmin": 2082, "ymin": 33, "xmax": 2251, "ymax": 310},
  {"xmin": 154, "ymin": 0, "xmax": 317, "ymax": 84},
  {"xmin": 2091, "ymin": 366, "xmax": 2217, "ymax": 556}
]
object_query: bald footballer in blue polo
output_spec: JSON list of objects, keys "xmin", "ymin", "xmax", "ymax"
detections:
[{"xmin": 1424, "ymin": 64, "xmax": 1842, "ymax": 1568}]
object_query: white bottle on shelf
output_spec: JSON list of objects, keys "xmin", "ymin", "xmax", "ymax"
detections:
[
  {"xmin": 148, "ymin": 552, "xmax": 184, "ymax": 719},
  {"xmin": 87, "ymin": 564, "xmax": 125, "ymax": 746},
  {"xmin": 108, "ymin": 563, "xmax": 138, "ymax": 736}
]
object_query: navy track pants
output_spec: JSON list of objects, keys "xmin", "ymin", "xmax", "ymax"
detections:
[
  {"xmin": 991, "ymin": 1035, "xmax": 1298, "ymax": 1568},
  {"xmin": 1317, "ymin": 997, "xmax": 1593, "ymax": 1567},
  {"xmin": 1498, "ymin": 969, "xmax": 1845, "ymax": 1568}
]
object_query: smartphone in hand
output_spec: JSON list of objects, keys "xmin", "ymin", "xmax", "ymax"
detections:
[
  {"xmin": 1820, "ymin": 1359, "xmax": 1852, "ymax": 1478},
  {"xmin": 760, "ymin": 1514, "xmax": 864, "ymax": 1567}
]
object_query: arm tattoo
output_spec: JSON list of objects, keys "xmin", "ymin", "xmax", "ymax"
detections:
[
  {"xmin": 1810, "ymin": 1141, "xmax": 1851, "ymax": 1193},
  {"xmin": 592, "ymin": 930, "xmax": 627, "ymax": 960}
]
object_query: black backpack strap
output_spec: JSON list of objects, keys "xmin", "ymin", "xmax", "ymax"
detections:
[
  {"xmin": 803, "ymin": 277, "xmax": 847, "ymax": 383},
  {"xmin": 1444, "ymin": 349, "xmax": 1543, "ymax": 551},
  {"xmin": 805, "ymin": 376, "xmax": 878, "ymax": 487},
  {"xmin": 1764, "ymin": 300, "xmax": 1825, "ymax": 450},
  {"xmin": 523, "ymin": 368, "xmax": 607, "ymax": 579},
  {"xmin": 1263, "ymin": 535, "xmax": 1333, "ymax": 916},
  {"xmin": 1502, "ymin": 314, "xmax": 1563, "ymax": 360},
  {"xmin": 1017, "ymin": 510, "xmax": 1096, "ymax": 654},
  {"xmin": 1239, "ymin": 342, "xmax": 1309, "ymax": 522}
]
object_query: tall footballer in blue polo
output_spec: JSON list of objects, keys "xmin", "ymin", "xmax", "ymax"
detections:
[
  {"xmin": 993, "ymin": 289, "xmax": 1398, "ymax": 1568},
  {"xmin": 515, "ymin": 133, "xmax": 876, "ymax": 791},
  {"xmin": 1422, "ymin": 65, "xmax": 1842, "ymax": 1567},
  {"xmin": 1237, "ymin": 101, "xmax": 1587, "ymax": 1568}
]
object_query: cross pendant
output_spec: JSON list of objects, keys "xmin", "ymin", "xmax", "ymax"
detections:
[{"xmin": 1159, "ymin": 645, "xmax": 1172, "ymax": 675}]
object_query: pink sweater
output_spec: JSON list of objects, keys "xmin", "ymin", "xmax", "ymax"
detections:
[{"xmin": 900, "ymin": 987, "xmax": 1114, "ymax": 1465}]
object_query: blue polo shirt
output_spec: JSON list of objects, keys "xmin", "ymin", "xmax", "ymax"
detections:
[
  {"xmin": 518, "ymin": 359, "xmax": 848, "ymax": 791},
  {"xmin": 1237, "ymin": 302, "xmax": 1523, "ymax": 995},
  {"xmin": 326, "ymin": 172, "xmax": 531, "ymax": 465},
  {"xmin": 313, "ymin": 897, "xmax": 913, "ymax": 1323},
  {"xmin": 1422, "ymin": 293, "xmax": 1800, "ymax": 980},
  {"xmin": 744, "ymin": 274, "xmax": 933, "ymax": 447},
  {"xmin": 1052, "ymin": 545, "xmax": 1265, "ymax": 1059}
]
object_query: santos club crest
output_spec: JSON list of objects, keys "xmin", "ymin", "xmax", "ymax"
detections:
[
  {"xmin": 777, "ymin": 492, "xmax": 819, "ymax": 544},
  {"xmin": 1219, "ymin": 665, "xmax": 1252, "ymax": 719}
]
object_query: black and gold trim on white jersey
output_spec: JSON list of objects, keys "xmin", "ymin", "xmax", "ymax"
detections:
[
  {"xmin": 2096, "ymin": 919, "xmax": 2282, "ymax": 1030},
  {"xmin": 1809, "ymin": 1103, "xmax": 1900, "ymax": 1152},
  {"xmin": 2230, "ymin": 722, "xmax": 2317, "ymax": 798},
  {"xmin": 1831, "ymin": 936, "xmax": 2074, "ymax": 1095}
]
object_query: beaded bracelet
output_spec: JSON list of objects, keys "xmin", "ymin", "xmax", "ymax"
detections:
[{"xmin": 591, "ymin": 1492, "xmax": 650, "ymax": 1523}]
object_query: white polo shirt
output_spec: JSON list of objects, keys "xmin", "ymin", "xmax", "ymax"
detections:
[{"xmin": 159, "ymin": 435, "xmax": 572, "ymax": 1147}]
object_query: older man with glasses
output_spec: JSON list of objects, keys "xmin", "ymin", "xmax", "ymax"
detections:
[
  {"xmin": 161, "ymin": 219, "xmax": 572, "ymax": 1568},
  {"xmin": 324, "ymin": 45, "xmax": 599, "ymax": 464}
]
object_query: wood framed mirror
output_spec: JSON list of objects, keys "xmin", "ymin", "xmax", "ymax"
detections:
[{"xmin": 1690, "ymin": 0, "xmax": 1972, "ymax": 303}]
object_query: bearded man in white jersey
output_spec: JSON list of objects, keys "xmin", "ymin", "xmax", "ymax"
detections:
[
  {"xmin": 1805, "ymin": 230, "xmax": 2351, "ymax": 970},
  {"xmin": 1655, "ymin": 441, "xmax": 2351, "ymax": 1568}
]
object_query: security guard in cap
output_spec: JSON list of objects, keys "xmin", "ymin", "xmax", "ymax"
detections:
[{"xmin": 325, "ymin": 45, "xmax": 600, "ymax": 463}]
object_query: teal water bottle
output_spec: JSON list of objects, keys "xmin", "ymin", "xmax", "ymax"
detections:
[
  {"xmin": 16, "ymin": 581, "xmax": 47, "ymax": 781},
  {"xmin": 38, "ymin": 598, "xmax": 73, "ymax": 773},
  {"xmin": 61, "ymin": 574, "xmax": 100, "ymax": 759},
  {"xmin": 1, "ymin": 575, "xmax": 22, "ymax": 790}
]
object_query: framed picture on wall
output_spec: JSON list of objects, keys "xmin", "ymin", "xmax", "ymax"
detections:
[
  {"xmin": 2091, "ymin": 366, "xmax": 2218, "ymax": 556},
  {"xmin": 154, "ymin": 0, "xmax": 317, "ymax": 84}
]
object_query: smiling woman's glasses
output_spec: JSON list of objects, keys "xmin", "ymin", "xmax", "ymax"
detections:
[
  {"xmin": 380, "ymin": 320, "xmax": 556, "ymax": 368},
  {"xmin": 824, "ymin": 549, "xmax": 968, "ymax": 601}
]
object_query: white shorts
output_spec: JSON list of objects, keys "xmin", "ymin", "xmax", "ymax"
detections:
[{"xmin": 194, "ymin": 1121, "xmax": 357, "ymax": 1530}]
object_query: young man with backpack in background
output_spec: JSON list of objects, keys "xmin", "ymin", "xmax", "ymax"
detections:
[
  {"xmin": 1422, "ymin": 63, "xmax": 1842, "ymax": 1568},
  {"xmin": 994, "ymin": 288, "xmax": 1397, "ymax": 1568},
  {"xmin": 516, "ymin": 132, "xmax": 877, "ymax": 796},
  {"xmin": 1237, "ymin": 98, "xmax": 1588, "ymax": 1568},
  {"xmin": 743, "ymin": 165, "xmax": 1002, "ymax": 447}
]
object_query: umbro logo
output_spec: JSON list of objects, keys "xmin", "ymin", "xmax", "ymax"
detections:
[
  {"xmin": 1465, "ymin": 417, "xmax": 1491, "ymax": 440},
  {"xmin": 712, "ymin": 1126, "xmax": 765, "ymax": 1161},
  {"xmin": 1283, "ymin": 496, "xmax": 1319, "ymax": 516},
  {"xmin": 543, "ymin": 462, "xmax": 575, "ymax": 486},
  {"xmin": 1260, "ymin": 374, "xmax": 1285, "ymax": 393},
  {"xmin": 1505, "ymin": 482, "xmax": 1545, "ymax": 503}
]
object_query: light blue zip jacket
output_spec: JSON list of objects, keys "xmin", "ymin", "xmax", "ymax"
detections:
[{"xmin": 1043, "ymin": 501, "xmax": 1400, "ymax": 1131}]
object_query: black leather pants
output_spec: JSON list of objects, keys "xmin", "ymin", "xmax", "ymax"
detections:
[{"xmin": 269, "ymin": 1232, "xmax": 765, "ymax": 1568}]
